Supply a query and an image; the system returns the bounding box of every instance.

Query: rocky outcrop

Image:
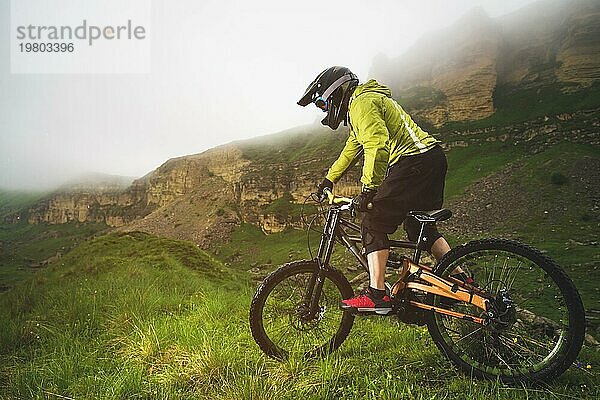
[24,176,138,225]
[377,8,500,126]
[15,105,599,246]
[12,124,368,243]
[371,0,600,127]
[556,5,600,88]
[439,108,600,151]
[27,191,130,224]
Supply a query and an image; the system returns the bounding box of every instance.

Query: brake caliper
[488,288,516,330]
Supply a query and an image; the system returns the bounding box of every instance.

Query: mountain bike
[249,189,586,383]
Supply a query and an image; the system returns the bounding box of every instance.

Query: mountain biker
[298,66,469,314]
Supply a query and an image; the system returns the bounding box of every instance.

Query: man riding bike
[298,66,469,314]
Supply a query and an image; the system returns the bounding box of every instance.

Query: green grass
[396,85,447,111]
[444,141,526,200]
[496,143,600,309]
[0,190,46,219]
[0,222,108,289]
[497,142,598,240]
[438,82,600,131]
[212,223,311,270]
[237,126,349,184]
[261,193,317,221]
[492,83,600,124]
[1,232,597,399]
[442,141,599,314]
[0,232,239,399]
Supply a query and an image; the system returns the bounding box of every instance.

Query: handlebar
[323,187,352,205]
[322,188,373,211]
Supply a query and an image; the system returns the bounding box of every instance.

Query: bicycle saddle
[407,209,452,223]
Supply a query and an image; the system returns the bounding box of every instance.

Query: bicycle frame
[306,198,491,325]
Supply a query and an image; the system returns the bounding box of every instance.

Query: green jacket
[325,80,440,189]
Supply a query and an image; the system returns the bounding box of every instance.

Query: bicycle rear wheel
[426,239,585,383]
[249,260,355,359]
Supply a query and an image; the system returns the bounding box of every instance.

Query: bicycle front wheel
[426,239,585,383]
[249,260,355,360]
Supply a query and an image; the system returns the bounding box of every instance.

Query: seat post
[408,209,449,263]
[412,222,427,263]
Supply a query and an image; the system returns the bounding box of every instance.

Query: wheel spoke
[454,326,483,344]
[428,241,583,382]
[250,262,353,359]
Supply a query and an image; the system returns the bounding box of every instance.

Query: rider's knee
[361,224,390,255]
[403,218,442,253]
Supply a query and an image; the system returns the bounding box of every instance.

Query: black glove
[352,188,376,212]
[316,178,334,201]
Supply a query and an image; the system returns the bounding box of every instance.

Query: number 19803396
[19,43,74,52]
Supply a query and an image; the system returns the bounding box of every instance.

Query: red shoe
[341,288,392,315]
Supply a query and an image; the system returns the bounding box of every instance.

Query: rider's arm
[350,96,390,189]
[325,133,362,184]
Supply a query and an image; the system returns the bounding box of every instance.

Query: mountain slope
[370,0,600,127]
[7,106,596,247]
[2,0,599,251]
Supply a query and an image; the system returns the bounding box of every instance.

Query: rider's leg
[339,223,392,311]
[405,219,465,275]
[361,224,391,291]
[431,237,464,275]
[367,249,389,290]
[430,236,450,260]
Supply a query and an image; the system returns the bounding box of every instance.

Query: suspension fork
[304,207,340,317]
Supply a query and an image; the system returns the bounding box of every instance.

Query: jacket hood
[352,79,392,99]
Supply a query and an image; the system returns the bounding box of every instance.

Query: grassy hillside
[444,141,526,200]
[1,232,598,399]
[0,232,236,398]
[435,83,600,132]
[441,141,599,323]
[0,190,46,219]
[0,222,108,290]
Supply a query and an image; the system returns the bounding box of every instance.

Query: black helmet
[298,66,358,130]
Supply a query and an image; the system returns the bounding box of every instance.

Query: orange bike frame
[394,259,490,325]
[325,189,490,325]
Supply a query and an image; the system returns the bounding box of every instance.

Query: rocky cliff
[11,106,599,248]
[24,175,139,226]
[370,0,600,127]
[8,126,362,246]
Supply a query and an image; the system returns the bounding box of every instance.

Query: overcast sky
[0,0,541,190]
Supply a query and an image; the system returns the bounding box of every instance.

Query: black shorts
[362,145,447,234]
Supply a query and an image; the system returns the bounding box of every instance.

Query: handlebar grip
[322,187,353,205]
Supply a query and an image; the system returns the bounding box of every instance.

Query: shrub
[550,172,568,185]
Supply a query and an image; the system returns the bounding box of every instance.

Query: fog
[0,0,540,190]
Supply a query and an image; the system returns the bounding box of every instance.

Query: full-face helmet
[298,66,358,129]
